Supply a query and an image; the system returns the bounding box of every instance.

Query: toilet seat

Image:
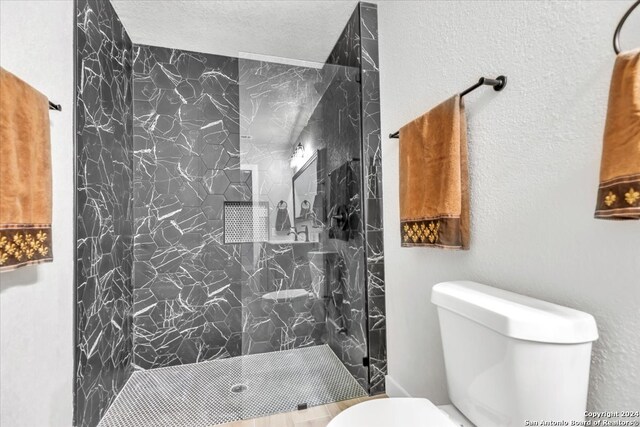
[328,398,458,427]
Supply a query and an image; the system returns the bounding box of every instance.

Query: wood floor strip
[215,395,387,427]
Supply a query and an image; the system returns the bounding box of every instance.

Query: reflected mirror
[292,152,322,233]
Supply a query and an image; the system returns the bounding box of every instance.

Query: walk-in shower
[74,1,384,426]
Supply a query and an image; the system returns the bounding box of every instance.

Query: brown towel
[0,67,53,271]
[399,95,469,249]
[595,49,640,220]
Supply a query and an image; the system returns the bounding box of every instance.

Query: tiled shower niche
[76,2,384,426]
[223,202,269,244]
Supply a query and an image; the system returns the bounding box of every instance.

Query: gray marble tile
[75,1,134,426]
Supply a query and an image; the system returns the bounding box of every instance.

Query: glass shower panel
[233,54,369,418]
[312,62,370,392]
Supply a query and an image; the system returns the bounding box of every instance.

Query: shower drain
[230,384,248,393]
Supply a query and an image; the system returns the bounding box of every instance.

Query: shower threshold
[97,345,367,427]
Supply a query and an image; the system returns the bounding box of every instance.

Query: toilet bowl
[328,281,598,427]
[329,398,470,427]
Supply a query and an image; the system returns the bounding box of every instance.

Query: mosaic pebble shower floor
[97,345,367,427]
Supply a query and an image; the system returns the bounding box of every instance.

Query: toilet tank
[431,281,598,427]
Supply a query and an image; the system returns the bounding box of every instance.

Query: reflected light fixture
[290,142,306,168]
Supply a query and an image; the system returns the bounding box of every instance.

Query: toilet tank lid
[431,281,598,344]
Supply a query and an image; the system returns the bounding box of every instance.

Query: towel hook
[613,0,640,54]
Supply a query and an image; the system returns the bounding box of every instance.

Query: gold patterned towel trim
[595,173,640,219]
[401,216,464,249]
[0,225,53,271]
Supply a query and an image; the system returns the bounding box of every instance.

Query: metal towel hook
[613,0,640,54]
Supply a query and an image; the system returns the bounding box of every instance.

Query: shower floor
[98,345,368,427]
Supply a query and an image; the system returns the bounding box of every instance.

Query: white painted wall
[378,0,640,410]
[0,1,75,426]
[110,0,359,63]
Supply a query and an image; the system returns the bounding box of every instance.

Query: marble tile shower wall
[242,243,327,354]
[359,3,386,395]
[132,44,242,369]
[75,1,134,426]
[131,45,327,370]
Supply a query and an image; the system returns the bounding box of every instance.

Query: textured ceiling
[110,0,359,62]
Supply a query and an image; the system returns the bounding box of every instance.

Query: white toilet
[329,281,598,427]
